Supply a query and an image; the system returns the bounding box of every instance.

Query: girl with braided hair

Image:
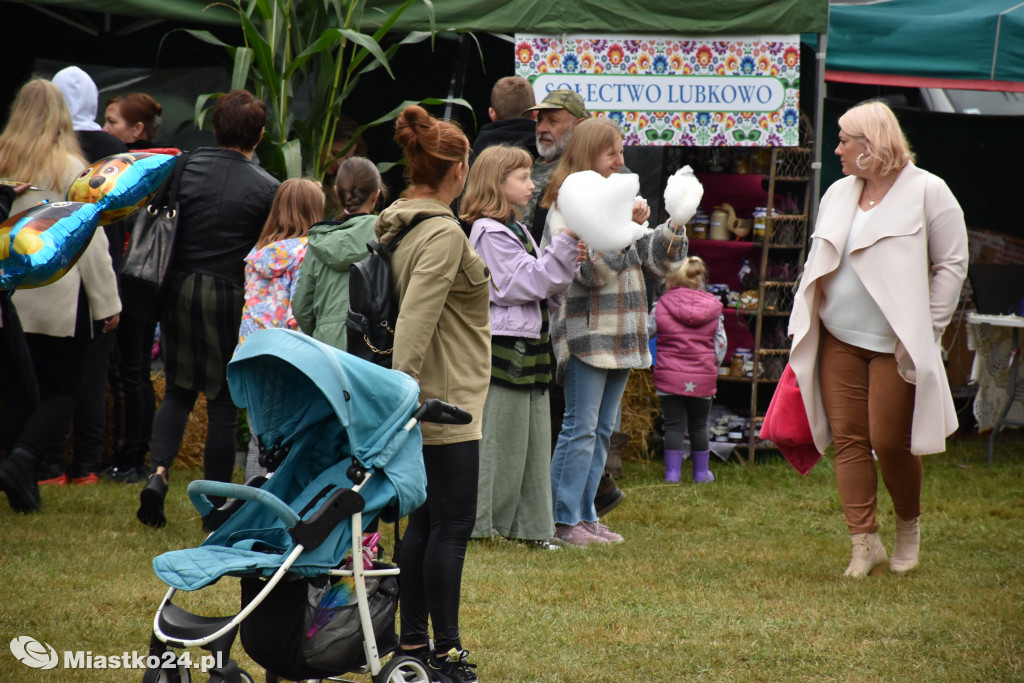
[292,156,387,351]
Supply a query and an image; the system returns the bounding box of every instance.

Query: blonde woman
[0,79,121,511]
[789,100,968,576]
[462,145,584,549]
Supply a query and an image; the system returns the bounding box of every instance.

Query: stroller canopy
[153,329,426,591]
[228,328,426,518]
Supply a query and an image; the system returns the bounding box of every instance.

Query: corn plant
[182,0,470,181]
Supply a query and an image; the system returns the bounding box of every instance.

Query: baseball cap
[523,89,591,119]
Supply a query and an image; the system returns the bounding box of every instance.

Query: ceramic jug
[709,205,731,241]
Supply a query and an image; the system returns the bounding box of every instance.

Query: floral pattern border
[514,34,801,147]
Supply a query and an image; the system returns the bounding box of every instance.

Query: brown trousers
[819,330,922,534]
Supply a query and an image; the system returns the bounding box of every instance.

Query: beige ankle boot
[844,532,887,577]
[890,517,920,573]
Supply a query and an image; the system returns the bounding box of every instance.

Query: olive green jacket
[375,198,491,445]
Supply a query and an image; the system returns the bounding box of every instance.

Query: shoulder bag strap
[153,151,190,209]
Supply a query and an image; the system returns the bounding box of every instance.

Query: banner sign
[514,34,802,147]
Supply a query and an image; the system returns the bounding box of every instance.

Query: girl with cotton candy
[462,144,586,551]
[538,117,703,547]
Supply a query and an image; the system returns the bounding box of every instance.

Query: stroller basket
[240,562,398,681]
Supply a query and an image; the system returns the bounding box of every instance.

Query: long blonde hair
[459,145,532,225]
[540,117,623,209]
[255,178,323,249]
[0,79,86,192]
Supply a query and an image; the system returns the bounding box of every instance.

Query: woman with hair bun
[379,105,489,683]
[293,156,386,351]
[103,92,162,149]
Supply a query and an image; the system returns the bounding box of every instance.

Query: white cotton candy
[557,171,647,252]
[663,165,704,227]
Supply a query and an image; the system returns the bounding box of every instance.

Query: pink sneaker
[583,521,624,543]
[554,522,605,547]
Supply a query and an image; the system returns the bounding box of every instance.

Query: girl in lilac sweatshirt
[652,256,726,483]
[462,145,584,549]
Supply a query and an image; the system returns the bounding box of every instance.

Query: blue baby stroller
[142,328,469,682]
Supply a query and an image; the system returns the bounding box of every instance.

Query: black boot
[604,431,631,477]
[137,472,168,528]
[594,471,626,517]
[0,447,41,513]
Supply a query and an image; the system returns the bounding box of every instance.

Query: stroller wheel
[141,664,192,683]
[374,655,432,683]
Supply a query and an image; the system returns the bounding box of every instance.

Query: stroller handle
[187,481,300,527]
[413,398,473,426]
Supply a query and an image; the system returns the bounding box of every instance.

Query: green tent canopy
[827,0,1024,91]
[17,0,828,34]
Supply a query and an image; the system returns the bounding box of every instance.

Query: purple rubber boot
[692,450,715,484]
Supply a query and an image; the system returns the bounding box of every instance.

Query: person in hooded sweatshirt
[236,178,321,479]
[292,156,386,351]
[51,66,130,486]
[650,256,727,484]
[380,104,489,683]
[52,66,128,163]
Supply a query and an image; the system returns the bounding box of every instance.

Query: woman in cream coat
[0,79,120,513]
[788,100,967,577]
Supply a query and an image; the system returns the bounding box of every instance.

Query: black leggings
[149,381,238,483]
[660,394,713,452]
[399,440,478,654]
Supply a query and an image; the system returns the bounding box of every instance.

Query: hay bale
[151,375,206,472]
[620,368,660,463]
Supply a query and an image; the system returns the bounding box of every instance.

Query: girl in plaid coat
[539,118,689,546]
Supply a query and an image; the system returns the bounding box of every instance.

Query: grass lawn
[1,431,1022,682]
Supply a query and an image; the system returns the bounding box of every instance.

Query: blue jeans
[550,358,630,526]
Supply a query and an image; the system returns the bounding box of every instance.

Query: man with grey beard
[521,89,591,243]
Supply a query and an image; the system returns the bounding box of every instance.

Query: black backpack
[346,215,448,367]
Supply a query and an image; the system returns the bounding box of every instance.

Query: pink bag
[760,363,821,475]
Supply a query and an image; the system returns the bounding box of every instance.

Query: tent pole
[811,28,828,231]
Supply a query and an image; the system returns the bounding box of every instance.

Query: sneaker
[594,471,626,517]
[554,522,606,547]
[583,521,624,543]
[0,448,42,513]
[37,473,68,486]
[71,473,99,485]
[429,648,478,683]
[103,466,141,484]
[517,539,562,551]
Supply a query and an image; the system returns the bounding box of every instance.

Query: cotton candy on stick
[664,165,704,227]
[557,170,651,252]
[663,165,704,250]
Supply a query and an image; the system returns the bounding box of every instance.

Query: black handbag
[119,152,189,322]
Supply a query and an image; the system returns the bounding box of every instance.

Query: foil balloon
[0,201,101,290]
[66,151,177,225]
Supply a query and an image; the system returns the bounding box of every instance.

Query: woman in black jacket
[136,90,280,528]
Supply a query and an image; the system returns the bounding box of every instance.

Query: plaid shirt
[542,206,688,384]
